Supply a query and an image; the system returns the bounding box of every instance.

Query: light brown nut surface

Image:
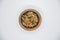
[19,9,42,31]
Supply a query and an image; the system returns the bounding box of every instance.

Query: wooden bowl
[19,9,42,31]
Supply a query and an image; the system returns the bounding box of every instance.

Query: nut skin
[19,9,42,31]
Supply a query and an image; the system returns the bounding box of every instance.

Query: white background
[0,0,60,40]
